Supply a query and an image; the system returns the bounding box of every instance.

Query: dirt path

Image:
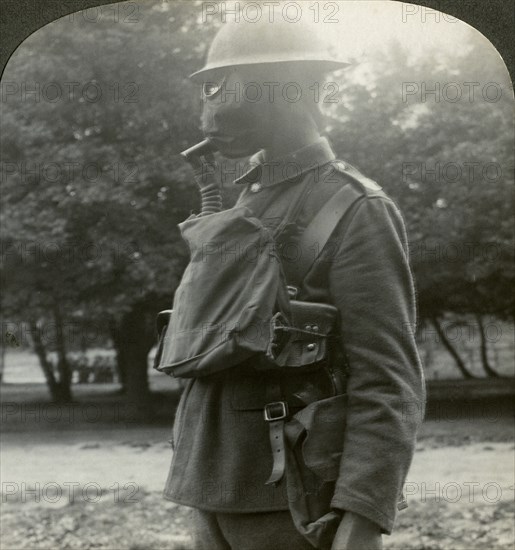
[2,431,513,498]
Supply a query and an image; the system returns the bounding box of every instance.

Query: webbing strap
[265,412,288,485]
[271,176,315,240]
[289,183,364,288]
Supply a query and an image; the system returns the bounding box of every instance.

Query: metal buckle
[287,285,298,299]
[264,401,289,422]
[397,492,408,511]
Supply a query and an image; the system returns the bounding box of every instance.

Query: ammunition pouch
[263,300,342,373]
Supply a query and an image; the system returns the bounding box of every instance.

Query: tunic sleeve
[327,195,426,534]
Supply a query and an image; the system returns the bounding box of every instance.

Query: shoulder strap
[288,160,384,287]
[288,183,364,288]
[271,176,315,238]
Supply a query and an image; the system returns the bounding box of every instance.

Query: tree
[327,31,513,375]
[0,1,218,410]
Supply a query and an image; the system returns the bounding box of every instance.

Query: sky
[326,1,473,61]
[211,0,478,62]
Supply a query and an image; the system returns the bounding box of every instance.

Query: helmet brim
[189,59,350,83]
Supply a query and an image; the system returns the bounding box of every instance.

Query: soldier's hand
[331,511,383,550]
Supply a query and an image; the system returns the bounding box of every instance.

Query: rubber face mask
[200,70,272,159]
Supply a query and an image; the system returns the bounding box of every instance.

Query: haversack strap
[289,183,365,287]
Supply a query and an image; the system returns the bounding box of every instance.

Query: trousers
[189,508,315,550]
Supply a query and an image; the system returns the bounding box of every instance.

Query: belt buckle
[264,401,289,422]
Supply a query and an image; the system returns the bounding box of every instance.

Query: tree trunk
[30,321,61,401]
[0,343,4,384]
[431,316,476,379]
[119,307,155,420]
[109,317,127,392]
[475,314,501,378]
[53,305,73,402]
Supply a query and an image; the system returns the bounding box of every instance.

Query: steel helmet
[190,13,349,82]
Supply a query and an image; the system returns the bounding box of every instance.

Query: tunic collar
[233,137,336,188]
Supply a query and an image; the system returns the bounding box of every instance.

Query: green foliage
[1,1,217,328]
[328,30,514,321]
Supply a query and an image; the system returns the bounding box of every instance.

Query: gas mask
[200,69,274,159]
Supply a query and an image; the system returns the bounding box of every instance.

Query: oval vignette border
[0,0,513,85]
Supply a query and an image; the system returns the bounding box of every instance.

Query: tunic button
[250,183,261,193]
[307,343,316,351]
[312,325,319,331]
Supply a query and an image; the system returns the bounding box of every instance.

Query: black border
[0,0,513,83]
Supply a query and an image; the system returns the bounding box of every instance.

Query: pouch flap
[273,336,329,368]
[267,301,338,368]
[290,300,338,336]
[293,393,347,481]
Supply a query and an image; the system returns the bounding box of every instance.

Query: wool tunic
[163,137,426,534]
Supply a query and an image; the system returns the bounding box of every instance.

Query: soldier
[161,13,426,550]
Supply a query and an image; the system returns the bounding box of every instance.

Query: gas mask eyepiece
[202,75,226,100]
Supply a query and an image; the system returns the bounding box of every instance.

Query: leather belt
[264,401,289,485]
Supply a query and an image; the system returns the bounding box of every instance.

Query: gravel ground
[1,487,513,550]
[1,490,192,550]
[1,434,513,549]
